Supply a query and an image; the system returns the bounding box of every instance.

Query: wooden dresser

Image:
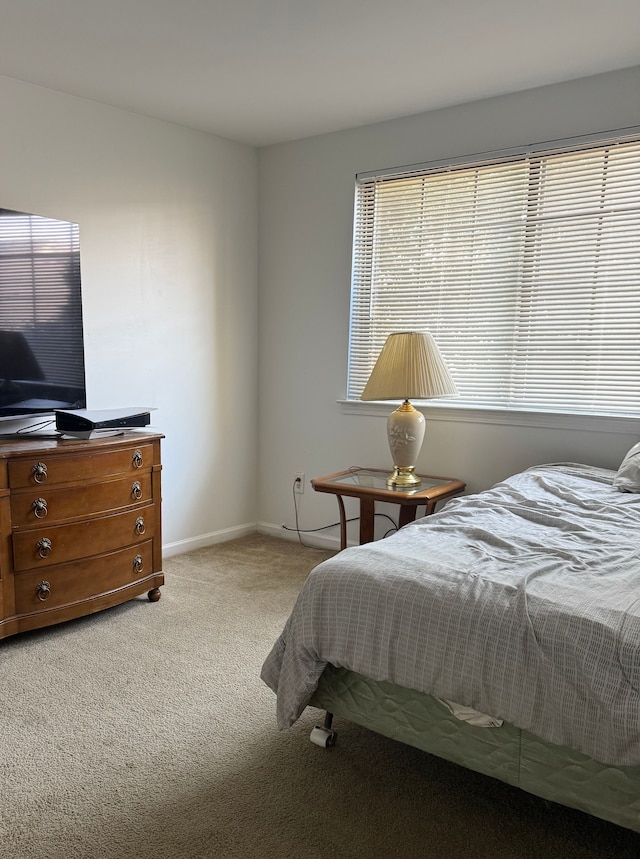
[0,431,164,640]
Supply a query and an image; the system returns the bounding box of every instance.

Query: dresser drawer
[13,541,154,614]
[12,505,156,571]
[10,473,153,528]
[8,443,155,489]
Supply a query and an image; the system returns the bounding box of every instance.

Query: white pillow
[613,442,640,492]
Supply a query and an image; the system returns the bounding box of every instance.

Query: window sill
[338,400,640,435]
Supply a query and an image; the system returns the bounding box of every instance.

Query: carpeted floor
[1,533,639,858]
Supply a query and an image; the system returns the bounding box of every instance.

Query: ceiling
[0,0,638,147]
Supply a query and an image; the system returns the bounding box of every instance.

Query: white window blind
[348,132,640,416]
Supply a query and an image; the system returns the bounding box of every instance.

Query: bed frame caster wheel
[310,725,337,748]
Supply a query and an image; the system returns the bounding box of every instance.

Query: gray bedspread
[261,463,640,766]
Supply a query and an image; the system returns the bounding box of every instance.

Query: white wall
[0,75,258,553]
[257,66,640,549]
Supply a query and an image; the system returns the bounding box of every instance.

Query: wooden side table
[311,467,465,550]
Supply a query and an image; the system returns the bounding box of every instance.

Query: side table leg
[398,505,418,530]
[359,497,375,544]
[398,500,437,531]
[336,495,347,550]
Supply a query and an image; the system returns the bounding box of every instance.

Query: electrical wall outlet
[293,472,305,494]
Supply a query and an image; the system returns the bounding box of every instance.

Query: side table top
[311,467,465,504]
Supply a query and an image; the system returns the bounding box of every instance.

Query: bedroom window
[348,130,640,417]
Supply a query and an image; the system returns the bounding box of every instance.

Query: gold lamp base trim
[386,466,421,488]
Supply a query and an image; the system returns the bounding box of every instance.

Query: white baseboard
[257,521,342,551]
[162,520,345,559]
[162,522,258,558]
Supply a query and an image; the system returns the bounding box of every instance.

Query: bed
[262,449,640,833]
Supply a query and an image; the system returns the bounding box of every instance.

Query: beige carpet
[1,533,639,859]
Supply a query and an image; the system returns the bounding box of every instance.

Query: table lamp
[360,331,457,488]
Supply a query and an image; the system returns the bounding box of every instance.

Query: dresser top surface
[0,430,164,459]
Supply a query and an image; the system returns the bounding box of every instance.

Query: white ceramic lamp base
[386,400,425,488]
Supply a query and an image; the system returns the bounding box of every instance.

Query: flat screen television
[0,207,86,427]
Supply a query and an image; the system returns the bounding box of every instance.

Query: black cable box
[55,408,152,434]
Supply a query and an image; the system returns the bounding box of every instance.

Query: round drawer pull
[131,481,142,500]
[132,450,143,469]
[32,498,48,519]
[36,580,51,601]
[133,554,144,574]
[32,462,48,484]
[135,516,146,535]
[36,537,52,559]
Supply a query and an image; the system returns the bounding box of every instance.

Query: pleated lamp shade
[360,331,456,401]
[360,332,456,488]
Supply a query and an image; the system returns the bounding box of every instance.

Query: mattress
[310,665,640,834]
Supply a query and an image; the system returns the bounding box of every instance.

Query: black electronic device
[55,408,152,437]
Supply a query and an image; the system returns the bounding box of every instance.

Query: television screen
[0,207,86,422]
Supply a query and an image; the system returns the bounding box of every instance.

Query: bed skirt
[309,665,640,834]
